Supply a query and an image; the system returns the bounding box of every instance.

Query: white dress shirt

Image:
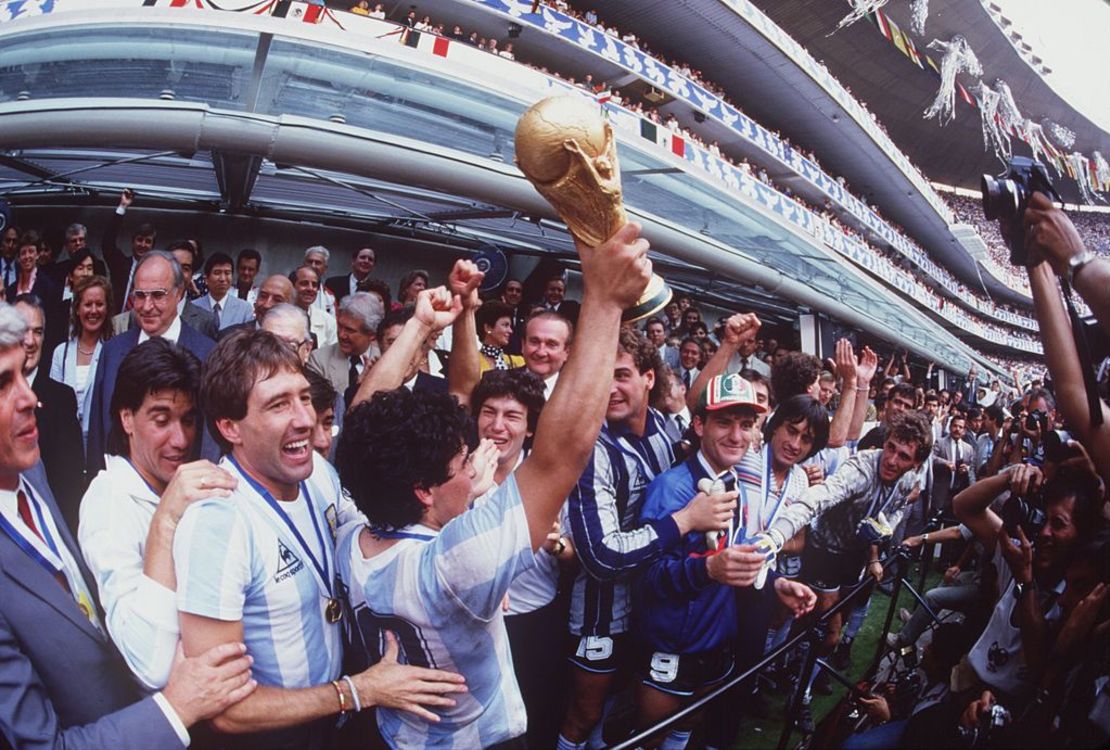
[137,314,182,346]
[78,456,178,690]
[308,307,337,348]
[312,287,336,316]
[728,352,771,377]
[542,370,560,401]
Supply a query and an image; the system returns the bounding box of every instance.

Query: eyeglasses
[130,288,171,305]
[276,335,313,353]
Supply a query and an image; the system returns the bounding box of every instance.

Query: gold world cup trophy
[514,95,672,322]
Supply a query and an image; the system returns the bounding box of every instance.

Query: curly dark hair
[476,300,514,340]
[771,351,822,403]
[618,327,666,405]
[470,369,546,433]
[358,277,393,311]
[1043,464,1106,546]
[888,411,933,461]
[336,388,474,530]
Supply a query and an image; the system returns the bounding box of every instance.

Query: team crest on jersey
[274,540,303,583]
[325,504,338,541]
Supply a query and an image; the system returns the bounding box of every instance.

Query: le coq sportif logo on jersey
[274,540,304,584]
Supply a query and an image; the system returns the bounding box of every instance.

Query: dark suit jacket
[114,303,217,342]
[217,319,258,340]
[324,274,353,305]
[0,462,182,749]
[100,211,135,315]
[86,322,217,474]
[45,255,109,287]
[413,370,448,396]
[31,370,84,536]
[180,302,218,340]
[7,273,67,355]
[547,300,580,326]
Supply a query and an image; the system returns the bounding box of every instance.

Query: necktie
[212,301,222,329]
[348,356,361,390]
[17,490,71,595]
[951,441,961,488]
[122,261,136,312]
[683,369,693,388]
[740,357,749,371]
[670,413,686,442]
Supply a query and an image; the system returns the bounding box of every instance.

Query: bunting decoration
[972,82,1010,165]
[923,36,981,125]
[855,2,1107,204]
[1094,152,1110,193]
[993,80,1024,136]
[1068,152,1103,204]
[834,0,889,33]
[1023,121,1050,169]
[872,10,924,69]
[909,0,929,36]
[1042,119,1076,150]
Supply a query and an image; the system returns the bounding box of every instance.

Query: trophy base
[622,273,673,323]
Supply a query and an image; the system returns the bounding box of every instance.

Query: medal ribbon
[228,456,335,602]
[759,449,790,535]
[0,484,67,580]
[0,483,100,629]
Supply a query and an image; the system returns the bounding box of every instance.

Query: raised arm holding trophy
[514,95,673,321]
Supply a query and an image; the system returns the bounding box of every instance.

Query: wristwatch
[1066,249,1096,285]
[1013,580,1032,599]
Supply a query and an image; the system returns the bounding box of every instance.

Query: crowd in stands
[338,0,1066,344]
[0,185,1107,750]
[948,192,1110,292]
[519,3,1063,314]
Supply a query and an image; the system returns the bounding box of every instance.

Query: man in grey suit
[193,252,254,331]
[931,412,977,516]
[308,291,384,399]
[0,302,255,749]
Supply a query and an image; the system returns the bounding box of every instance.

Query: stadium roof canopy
[746,0,1110,205]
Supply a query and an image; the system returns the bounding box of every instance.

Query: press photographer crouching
[838,623,975,750]
[943,460,1106,746]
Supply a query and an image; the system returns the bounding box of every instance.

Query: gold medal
[326,597,343,623]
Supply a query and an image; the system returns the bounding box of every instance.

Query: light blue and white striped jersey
[174,452,358,688]
[735,446,810,539]
[736,446,811,575]
[338,473,534,750]
[567,409,677,637]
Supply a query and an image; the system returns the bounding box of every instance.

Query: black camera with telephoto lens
[1001,493,1046,539]
[981,157,1061,265]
